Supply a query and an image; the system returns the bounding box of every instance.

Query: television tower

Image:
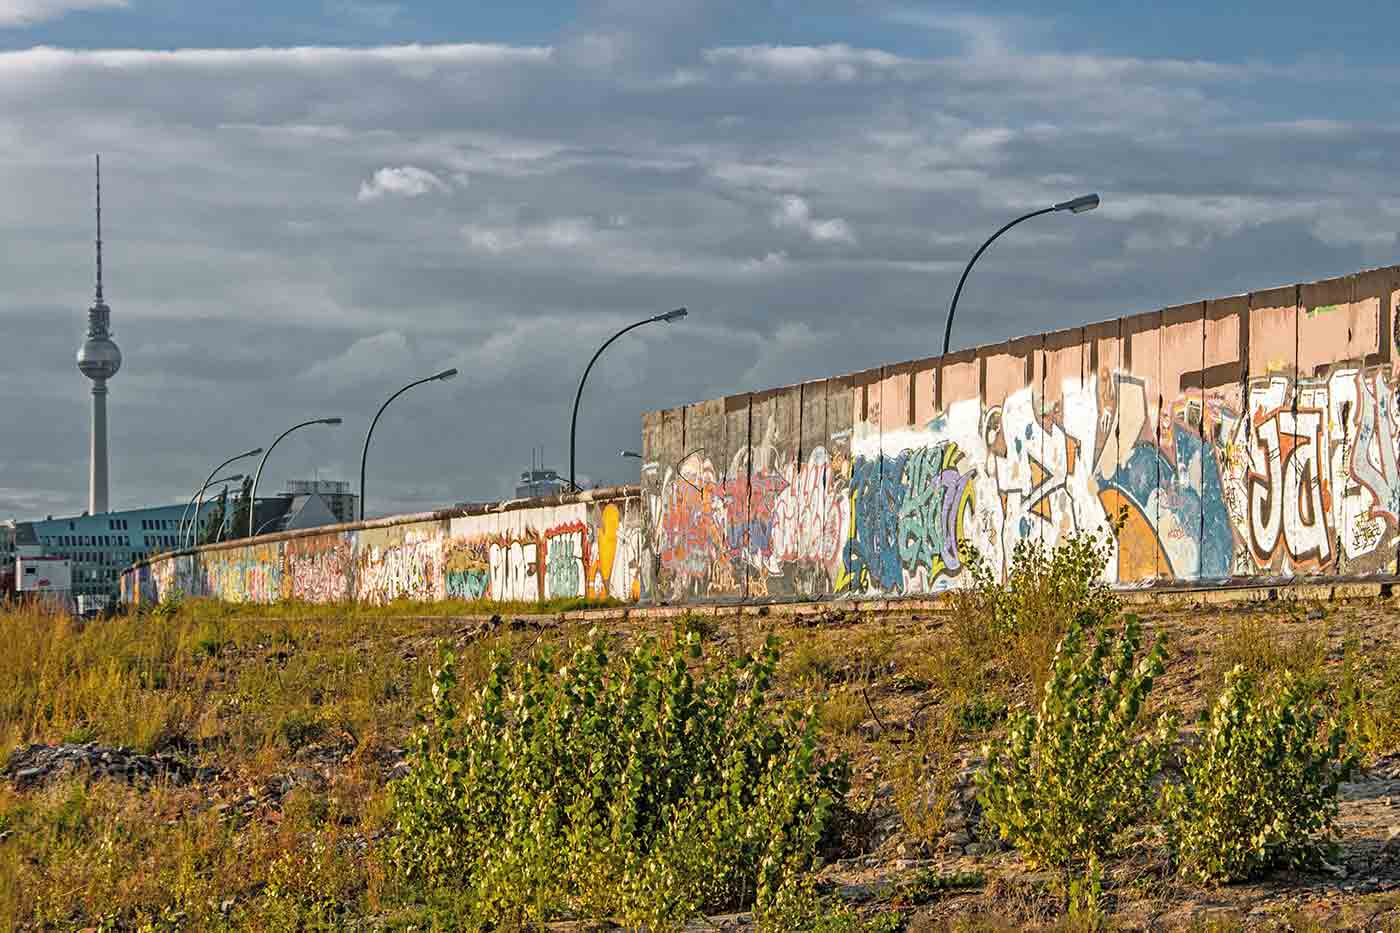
[76,155,122,515]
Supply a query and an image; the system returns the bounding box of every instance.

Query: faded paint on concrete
[124,265,1400,609]
[120,488,643,608]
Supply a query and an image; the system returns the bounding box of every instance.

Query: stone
[963,842,996,857]
[945,830,971,846]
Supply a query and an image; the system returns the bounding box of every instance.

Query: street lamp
[619,450,642,459]
[941,194,1099,358]
[570,308,687,491]
[249,418,343,537]
[176,472,246,550]
[360,368,458,521]
[183,448,263,548]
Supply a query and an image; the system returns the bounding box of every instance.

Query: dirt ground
[8,594,1400,930]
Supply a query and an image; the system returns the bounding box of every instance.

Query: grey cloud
[1,17,1395,519]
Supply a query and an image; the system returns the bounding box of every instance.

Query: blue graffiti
[446,567,489,600]
[845,443,972,591]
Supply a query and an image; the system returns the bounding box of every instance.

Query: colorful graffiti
[120,269,1400,610]
[121,494,645,609]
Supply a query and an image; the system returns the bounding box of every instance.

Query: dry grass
[4,595,1400,929]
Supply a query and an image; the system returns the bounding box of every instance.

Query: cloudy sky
[2,0,1398,520]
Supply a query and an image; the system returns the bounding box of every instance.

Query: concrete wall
[641,266,1400,600]
[120,487,644,607]
[125,264,1400,609]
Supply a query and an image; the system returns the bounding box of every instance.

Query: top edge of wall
[668,262,1400,422]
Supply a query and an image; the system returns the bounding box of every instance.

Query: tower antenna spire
[95,154,103,303]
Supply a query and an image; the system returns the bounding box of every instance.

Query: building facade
[16,502,220,606]
[281,480,357,525]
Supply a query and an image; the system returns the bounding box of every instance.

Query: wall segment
[642,264,1400,601]
[120,487,644,608]
[123,265,1400,608]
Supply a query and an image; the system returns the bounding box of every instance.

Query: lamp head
[434,368,459,382]
[320,417,344,426]
[1054,193,1100,214]
[620,450,642,459]
[655,307,688,324]
[242,447,264,459]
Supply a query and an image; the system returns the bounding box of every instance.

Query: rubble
[4,742,222,789]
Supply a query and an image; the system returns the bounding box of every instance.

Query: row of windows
[107,518,129,531]
[43,532,182,549]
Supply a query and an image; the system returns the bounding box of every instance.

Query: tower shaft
[90,381,108,515]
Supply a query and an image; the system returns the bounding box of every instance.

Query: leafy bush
[954,529,1120,689]
[389,628,849,929]
[1163,665,1355,883]
[977,613,1172,873]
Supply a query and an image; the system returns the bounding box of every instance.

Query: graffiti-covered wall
[120,487,644,608]
[642,266,1400,599]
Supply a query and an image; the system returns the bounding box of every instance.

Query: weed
[1207,615,1326,695]
[1163,665,1356,883]
[953,528,1120,691]
[884,709,959,855]
[978,614,1173,877]
[390,631,849,927]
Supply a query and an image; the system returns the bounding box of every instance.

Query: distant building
[515,468,567,498]
[9,502,220,610]
[282,480,357,524]
[247,480,357,537]
[16,554,73,609]
[0,520,15,571]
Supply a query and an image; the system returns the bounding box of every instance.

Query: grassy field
[3,591,1400,930]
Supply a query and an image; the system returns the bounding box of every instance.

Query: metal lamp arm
[184,455,240,548]
[360,376,433,522]
[569,318,652,491]
[942,206,1054,357]
[250,419,321,537]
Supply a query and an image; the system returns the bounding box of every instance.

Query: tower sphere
[77,331,121,381]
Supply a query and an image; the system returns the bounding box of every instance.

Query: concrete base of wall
[226,576,1398,629]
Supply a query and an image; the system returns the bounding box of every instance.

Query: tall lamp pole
[570,308,687,492]
[175,472,244,551]
[184,448,263,548]
[941,194,1100,358]
[360,369,458,521]
[249,417,343,537]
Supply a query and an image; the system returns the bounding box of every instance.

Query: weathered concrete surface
[125,264,1400,611]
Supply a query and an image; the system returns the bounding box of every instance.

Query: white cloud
[771,195,855,244]
[303,331,416,389]
[702,44,904,82]
[357,165,449,201]
[0,23,1394,515]
[0,0,124,26]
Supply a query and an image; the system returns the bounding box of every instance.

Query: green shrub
[977,613,1172,873]
[955,529,1120,689]
[1163,665,1355,883]
[388,628,849,929]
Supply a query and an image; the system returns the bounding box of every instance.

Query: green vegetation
[1164,666,1355,882]
[0,542,1397,929]
[390,629,848,927]
[978,614,1173,875]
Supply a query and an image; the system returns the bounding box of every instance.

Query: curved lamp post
[942,194,1099,358]
[360,368,458,521]
[184,449,263,548]
[570,308,687,491]
[249,417,343,537]
[176,471,247,550]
